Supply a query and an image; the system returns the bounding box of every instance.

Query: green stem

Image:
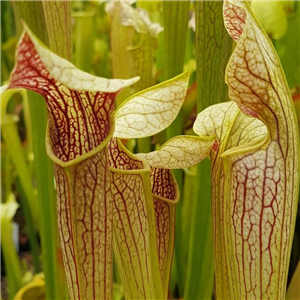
[184,2,232,299]
[1,116,41,273]
[1,1,16,80]
[1,145,13,201]
[181,167,196,271]
[137,138,151,153]
[1,220,23,299]
[15,177,41,273]
[185,159,214,300]
[1,117,39,227]
[28,92,66,299]
[163,1,190,80]
[73,10,96,72]
[163,1,190,296]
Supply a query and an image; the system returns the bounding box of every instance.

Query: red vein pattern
[108,138,143,170]
[56,150,112,300]
[9,33,116,162]
[150,167,178,298]
[108,138,161,299]
[7,32,119,300]
[223,1,246,42]
[209,1,300,299]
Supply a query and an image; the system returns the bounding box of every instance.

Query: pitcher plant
[1,1,299,300]
[192,1,299,299]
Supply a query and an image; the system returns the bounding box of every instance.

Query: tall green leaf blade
[163,2,190,295]
[109,2,138,83]
[186,158,214,300]
[163,1,190,80]
[1,1,17,80]
[13,2,48,44]
[15,175,41,274]
[184,2,232,300]
[73,10,96,73]
[42,1,72,61]
[29,93,67,299]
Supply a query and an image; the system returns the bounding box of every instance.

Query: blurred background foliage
[1,1,299,300]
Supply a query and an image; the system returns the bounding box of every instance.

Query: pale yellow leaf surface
[114,71,189,139]
[193,101,240,141]
[193,101,267,157]
[222,107,268,157]
[55,148,113,300]
[21,23,139,93]
[138,135,215,169]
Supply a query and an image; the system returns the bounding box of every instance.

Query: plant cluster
[1,1,299,300]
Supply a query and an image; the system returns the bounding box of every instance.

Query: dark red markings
[108,138,153,298]
[9,33,116,162]
[223,1,246,42]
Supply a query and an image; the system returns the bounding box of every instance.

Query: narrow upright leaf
[163,4,190,291]
[73,10,96,73]
[42,1,72,61]
[185,2,232,299]
[1,87,42,274]
[163,1,190,80]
